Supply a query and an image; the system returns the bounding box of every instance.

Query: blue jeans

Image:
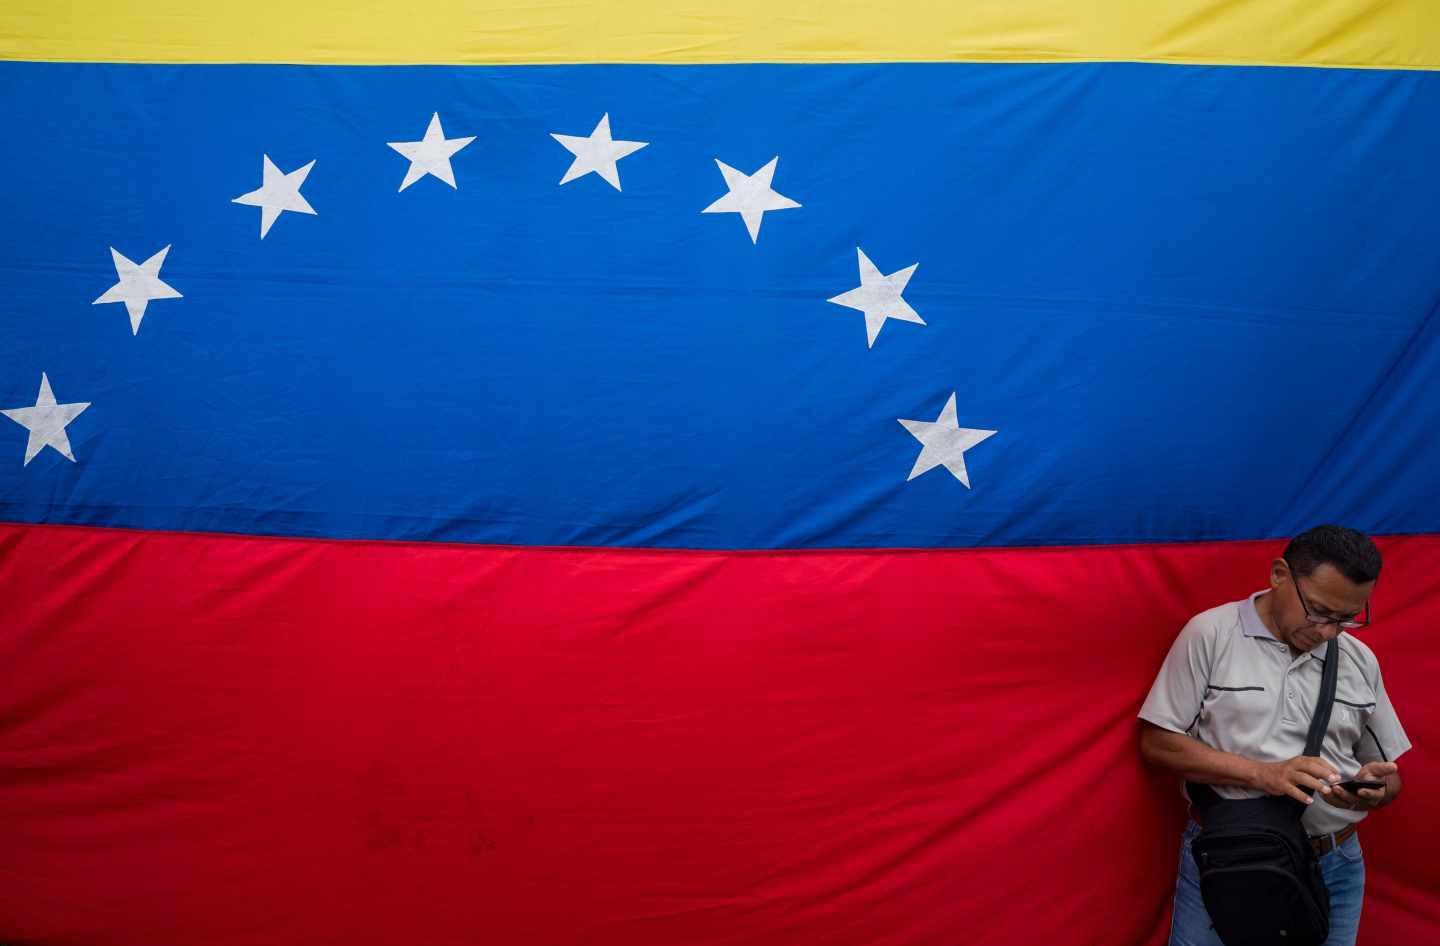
[1168,819,1366,946]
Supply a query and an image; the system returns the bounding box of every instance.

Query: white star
[551,113,648,191]
[2,373,91,466]
[828,248,924,348]
[232,155,317,238]
[898,393,997,488]
[701,157,800,243]
[92,245,182,335]
[387,112,476,192]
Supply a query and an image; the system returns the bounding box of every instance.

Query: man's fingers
[1299,759,1340,782]
[1286,784,1314,805]
[1359,761,1398,778]
[1295,773,1331,795]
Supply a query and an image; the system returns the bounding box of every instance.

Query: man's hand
[1249,755,1340,804]
[1323,761,1400,811]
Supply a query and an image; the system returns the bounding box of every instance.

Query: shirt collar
[1241,590,1329,661]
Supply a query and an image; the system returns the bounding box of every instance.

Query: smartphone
[1338,779,1385,793]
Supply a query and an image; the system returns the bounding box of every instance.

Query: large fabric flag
[2,3,1438,943]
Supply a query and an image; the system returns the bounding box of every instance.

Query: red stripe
[0,523,1434,945]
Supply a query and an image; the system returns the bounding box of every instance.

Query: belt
[1189,811,1358,856]
[1308,822,1358,856]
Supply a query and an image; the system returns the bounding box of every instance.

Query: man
[1139,525,1411,946]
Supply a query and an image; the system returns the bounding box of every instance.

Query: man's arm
[1139,720,1341,806]
[1328,662,1410,812]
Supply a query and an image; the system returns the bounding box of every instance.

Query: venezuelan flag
[1,3,1437,943]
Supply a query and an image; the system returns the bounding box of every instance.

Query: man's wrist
[1238,758,1264,792]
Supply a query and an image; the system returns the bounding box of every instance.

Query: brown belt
[1308,822,1358,856]
[1189,812,1358,856]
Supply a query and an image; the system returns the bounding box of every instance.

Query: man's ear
[1269,558,1288,590]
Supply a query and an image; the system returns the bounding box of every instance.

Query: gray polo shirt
[1139,591,1411,836]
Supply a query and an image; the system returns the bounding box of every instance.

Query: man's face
[1268,559,1374,652]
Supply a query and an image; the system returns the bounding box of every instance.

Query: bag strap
[1186,636,1341,812]
[1304,637,1340,756]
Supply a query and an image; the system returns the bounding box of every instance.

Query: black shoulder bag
[1185,645,1338,946]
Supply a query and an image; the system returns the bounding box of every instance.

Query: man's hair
[1284,524,1382,584]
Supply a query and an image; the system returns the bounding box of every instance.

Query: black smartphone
[1338,779,1384,793]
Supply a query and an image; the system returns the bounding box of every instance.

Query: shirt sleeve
[1138,614,1214,735]
[1357,664,1411,764]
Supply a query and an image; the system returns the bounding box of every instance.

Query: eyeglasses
[1284,558,1371,629]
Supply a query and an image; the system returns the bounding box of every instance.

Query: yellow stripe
[3,1,1438,69]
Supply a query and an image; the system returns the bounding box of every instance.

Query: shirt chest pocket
[1202,684,1275,739]
[1332,685,1376,751]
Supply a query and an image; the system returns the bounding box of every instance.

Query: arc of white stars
[897,393,997,488]
[232,155,317,238]
[387,112,477,192]
[93,245,182,335]
[701,157,800,243]
[2,373,91,466]
[551,113,648,191]
[827,248,924,347]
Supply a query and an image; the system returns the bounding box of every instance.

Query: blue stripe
[2,62,1439,549]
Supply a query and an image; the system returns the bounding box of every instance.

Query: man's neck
[1255,589,1278,636]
